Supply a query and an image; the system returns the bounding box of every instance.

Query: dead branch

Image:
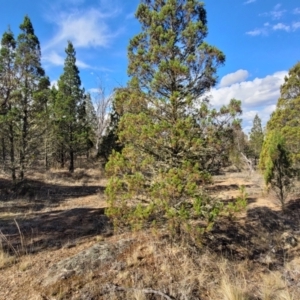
[93,82,113,151]
[108,284,175,300]
[240,152,254,176]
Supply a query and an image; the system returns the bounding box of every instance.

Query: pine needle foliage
[249,114,264,165]
[105,0,242,236]
[266,62,300,168]
[54,41,85,172]
[259,131,294,210]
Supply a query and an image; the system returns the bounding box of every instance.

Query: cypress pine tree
[105,0,242,232]
[259,131,294,209]
[266,62,300,168]
[249,114,264,165]
[32,76,51,169]
[79,92,97,159]
[15,15,45,179]
[0,29,17,181]
[98,98,123,163]
[55,41,84,172]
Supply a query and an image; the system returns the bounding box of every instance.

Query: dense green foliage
[259,131,294,209]
[249,114,264,165]
[259,62,300,208]
[53,42,92,172]
[0,29,17,181]
[105,0,242,234]
[266,62,300,168]
[0,18,96,180]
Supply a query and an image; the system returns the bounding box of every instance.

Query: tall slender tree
[32,76,51,169]
[266,62,300,169]
[249,114,264,165]
[260,131,294,209]
[105,0,242,231]
[79,92,97,159]
[55,41,84,172]
[15,15,45,179]
[0,29,17,181]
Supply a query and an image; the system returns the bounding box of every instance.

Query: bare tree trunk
[9,122,16,182]
[94,82,112,151]
[19,101,28,180]
[1,137,6,170]
[60,145,65,168]
[241,152,254,176]
[69,148,74,172]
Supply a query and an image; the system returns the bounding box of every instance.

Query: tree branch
[108,284,175,300]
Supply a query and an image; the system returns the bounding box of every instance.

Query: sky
[0,0,299,133]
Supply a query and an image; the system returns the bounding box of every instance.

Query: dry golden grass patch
[0,247,15,269]
[1,169,300,299]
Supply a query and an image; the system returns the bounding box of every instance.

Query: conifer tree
[249,114,264,165]
[78,92,97,159]
[0,29,17,181]
[266,62,300,168]
[32,76,51,169]
[105,0,242,232]
[15,15,45,179]
[98,99,123,163]
[98,89,124,163]
[259,131,294,209]
[55,41,84,172]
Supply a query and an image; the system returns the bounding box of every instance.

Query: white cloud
[273,22,290,31]
[292,22,300,30]
[43,51,64,66]
[88,88,99,94]
[64,0,85,4]
[50,80,58,88]
[246,28,267,36]
[260,4,286,20]
[243,110,259,123]
[219,70,249,87]
[125,12,135,20]
[44,8,120,51]
[43,50,92,69]
[244,0,256,4]
[207,71,286,132]
[76,60,92,69]
[293,8,300,14]
[209,70,287,108]
[274,4,281,10]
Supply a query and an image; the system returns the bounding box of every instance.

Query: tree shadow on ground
[206,184,252,193]
[0,177,104,213]
[0,207,112,255]
[204,199,300,268]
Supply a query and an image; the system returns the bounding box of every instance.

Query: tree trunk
[60,146,65,168]
[1,137,6,170]
[9,123,16,182]
[19,106,28,180]
[69,148,74,172]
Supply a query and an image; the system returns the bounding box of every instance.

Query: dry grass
[1,168,300,299]
[0,246,15,269]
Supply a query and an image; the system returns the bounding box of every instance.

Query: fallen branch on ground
[108,284,175,300]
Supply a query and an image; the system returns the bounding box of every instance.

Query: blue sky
[1,0,300,132]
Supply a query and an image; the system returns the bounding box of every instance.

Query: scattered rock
[281,232,298,249]
[42,238,135,287]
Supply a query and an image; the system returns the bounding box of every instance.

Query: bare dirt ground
[0,167,300,299]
